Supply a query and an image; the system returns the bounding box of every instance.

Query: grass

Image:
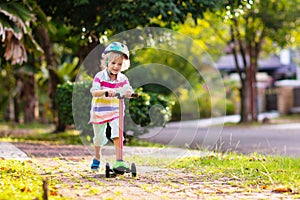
[0,159,67,200]
[1,129,84,145]
[170,152,300,195]
[0,122,88,145]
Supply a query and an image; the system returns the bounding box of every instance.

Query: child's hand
[124,90,133,98]
[105,89,116,97]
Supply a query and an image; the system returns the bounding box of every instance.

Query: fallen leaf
[261,185,269,189]
[272,187,292,193]
[250,154,257,161]
[216,189,223,193]
[50,190,59,196]
[21,186,32,192]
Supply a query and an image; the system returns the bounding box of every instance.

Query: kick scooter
[104,92,138,178]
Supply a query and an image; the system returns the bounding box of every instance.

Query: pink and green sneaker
[112,160,130,174]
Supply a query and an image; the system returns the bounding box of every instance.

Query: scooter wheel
[105,162,110,178]
[131,163,137,177]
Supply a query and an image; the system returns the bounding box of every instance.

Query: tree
[36,0,226,131]
[222,0,300,123]
[0,1,42,122]
[2,0,224,129]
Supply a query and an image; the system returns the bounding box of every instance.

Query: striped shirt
[89,69,132,124]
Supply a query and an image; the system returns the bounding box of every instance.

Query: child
[89,42,133,171]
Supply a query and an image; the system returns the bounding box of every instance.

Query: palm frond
[0,1,39,65]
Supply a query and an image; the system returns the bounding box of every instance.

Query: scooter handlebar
[104,92,139,98]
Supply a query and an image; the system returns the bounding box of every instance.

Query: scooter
[104,92,138,178]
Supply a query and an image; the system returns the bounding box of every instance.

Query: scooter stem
[119,97,124,160]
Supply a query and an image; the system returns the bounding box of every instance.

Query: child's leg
[109,119,124,161]
[94,146,101,161]
[92,124,108,162]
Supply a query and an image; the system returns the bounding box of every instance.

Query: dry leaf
[272,187,292,193]
[21,186,32,192]
[50,190,59,196]
[261,185,269,189]
[216,189,223,193]
[250,154,257,161]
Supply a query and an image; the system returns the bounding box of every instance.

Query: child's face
[107,57,124,75]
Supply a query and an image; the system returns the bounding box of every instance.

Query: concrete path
[0,142,29,160]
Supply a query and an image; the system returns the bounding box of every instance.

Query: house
[215,51,298,81]
[215,50,300,114]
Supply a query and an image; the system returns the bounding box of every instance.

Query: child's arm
[117,76,133,98]
[123,90,133,98]
[91,89,116,97]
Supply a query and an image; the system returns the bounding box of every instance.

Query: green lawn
[170,152,300,195]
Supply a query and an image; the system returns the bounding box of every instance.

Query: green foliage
[0,1,43,64]
[0,62,16,121]
[58,81,173,137]
[223,0,300,47]
[125,87,174,136]
[72,81,93,135]
[171,86,211,121]
[39,0,222,44]
[56,82,74,126]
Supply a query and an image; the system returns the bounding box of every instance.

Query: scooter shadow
[87,172,117,178]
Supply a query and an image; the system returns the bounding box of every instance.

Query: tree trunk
[239,68,252,123]
[248,41,258,122]
[13,95,20,123]
[230,23,252,123]
[22,72,37,123]
[36,24,66,132]
[12,77,22,123]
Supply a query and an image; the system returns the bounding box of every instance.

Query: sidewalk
[0,142,29,160]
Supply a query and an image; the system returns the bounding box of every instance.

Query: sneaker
[112,160,129,174]
[91,158,101,171]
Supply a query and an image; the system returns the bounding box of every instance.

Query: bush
[72,81,93,134]
[125,87,174,137]
[56,82,74,125]
[56,81,173,138]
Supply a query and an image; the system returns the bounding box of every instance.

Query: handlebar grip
[131,93,139,98]
[104,92,139,98]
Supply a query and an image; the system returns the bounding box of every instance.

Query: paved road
[141,113,300,157]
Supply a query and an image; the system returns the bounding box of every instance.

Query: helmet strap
[107,68,116,76]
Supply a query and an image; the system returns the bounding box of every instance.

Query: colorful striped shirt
[89,69,132,124]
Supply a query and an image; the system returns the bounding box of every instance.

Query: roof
[215,54,297,75]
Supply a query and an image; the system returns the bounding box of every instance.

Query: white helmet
[102,42,129,59]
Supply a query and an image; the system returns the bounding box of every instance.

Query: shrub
[125,87,174,137]
[57,81,173,139]
[72,81,93,134]
[56,82,74,126]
